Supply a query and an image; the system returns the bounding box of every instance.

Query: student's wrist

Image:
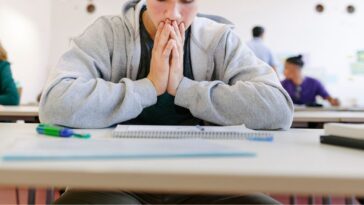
[132,78,158,107]
[174,77,199,108]
[167,75,184,96]
[147,76,165,96]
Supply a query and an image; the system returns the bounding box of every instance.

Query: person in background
[281,55,339,106]
[0,42,20,105]
[40,0,293,203]
[247,26,278,71]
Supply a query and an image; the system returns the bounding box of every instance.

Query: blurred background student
[281,55,339,107]
[247,26,277,71]
[0,42,20,105]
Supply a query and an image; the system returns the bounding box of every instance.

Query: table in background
[293,111,364,123]
[0,106,39,123]
[294,106,364,112]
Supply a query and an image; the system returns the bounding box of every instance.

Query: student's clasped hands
[147,19,185,96]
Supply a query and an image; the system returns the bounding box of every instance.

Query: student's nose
[165,3,182,22]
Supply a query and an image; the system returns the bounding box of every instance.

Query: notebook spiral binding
[113,131,273,141]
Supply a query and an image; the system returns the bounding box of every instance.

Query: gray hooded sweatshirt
[39,0,293,129]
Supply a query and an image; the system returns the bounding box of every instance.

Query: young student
[0,42,20,105]
[281,55,339,106]
[247,26,278,71]
[40,0,293,203]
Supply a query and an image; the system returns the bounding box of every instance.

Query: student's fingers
[179,23,186,43]
[167,44,183,96]
[163,39,176,58]
[157,24,172,52]
[170,28,178,42]
[154,22,165,46]
[332,98,340,106]
[178,23,185,54]
[170,23,184,53]
[170,29,183,57]
[172,21,182,42]
[171,44,180,69]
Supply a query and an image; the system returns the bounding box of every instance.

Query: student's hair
[252,26,264,38]
[0,42,8,61]
[286,55,305,68]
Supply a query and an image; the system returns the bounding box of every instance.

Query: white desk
[293,111,364,123]
[0,123,363,196]
[0,106,39,122]
[294,106,364,112]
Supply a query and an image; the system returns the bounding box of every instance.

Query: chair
[197,13,234,25]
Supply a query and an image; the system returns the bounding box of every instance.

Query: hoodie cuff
[133,78,158,108]
[175,77,199,109]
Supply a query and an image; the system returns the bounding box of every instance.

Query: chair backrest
[197,13,234,25]
[14,81,22,102]
[17,87,22,101]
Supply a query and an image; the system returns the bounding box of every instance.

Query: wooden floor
[0,187,60,204]
[0,187,359,204]
[273,195,359,205]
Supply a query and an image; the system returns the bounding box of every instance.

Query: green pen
[36,124,91,139]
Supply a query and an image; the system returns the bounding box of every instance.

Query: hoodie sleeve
[39,17,157,129]
[175,29,293,130]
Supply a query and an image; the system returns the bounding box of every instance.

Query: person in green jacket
[0,42,20,105]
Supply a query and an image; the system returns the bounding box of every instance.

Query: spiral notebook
[112,125,273,142]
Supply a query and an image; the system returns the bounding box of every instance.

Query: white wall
[0,0,51,104]
[49,0,130,69]
[2,0,364,106]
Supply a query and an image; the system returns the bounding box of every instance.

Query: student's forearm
[175,77,294,130]
[195,30,294,129]
[39,78,157,129]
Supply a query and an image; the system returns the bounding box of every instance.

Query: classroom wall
[0,0,51,104]
[199,0,364,107]
[49,0,110,70]
[1,0,364,105]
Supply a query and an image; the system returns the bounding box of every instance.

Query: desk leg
[15,187,20,205]
[27,188,36,205]
[322,196,332,205]
[345,196,355,205]
[308,195,315,205]
[356,197,363,205]
[45,188,54,205]
[289,194,297,205]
